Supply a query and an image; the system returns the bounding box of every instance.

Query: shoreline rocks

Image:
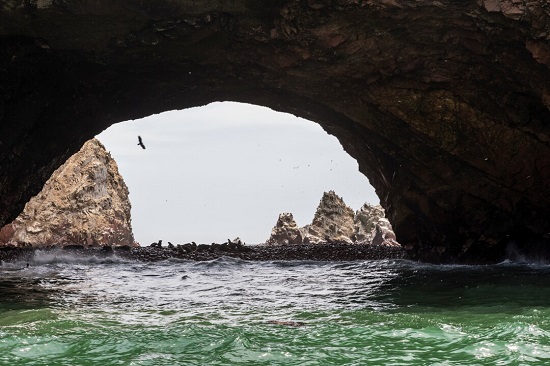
[0,242,405,264]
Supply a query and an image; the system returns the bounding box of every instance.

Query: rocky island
[266,190,399,248]
[0,139,136,248]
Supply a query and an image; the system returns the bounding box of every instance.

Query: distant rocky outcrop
[303,191,355,244]
[266,191,398,247]
[0,139,136,247]
[265,213,303,245]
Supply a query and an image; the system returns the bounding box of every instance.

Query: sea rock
[303,191,355,244]
[354,203,399,246]
[371,218,400,247]
[353,203,387,244]
[266,192,398,246]
[0,139,136,247]
[265,213,303,245]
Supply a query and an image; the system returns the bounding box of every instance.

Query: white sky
[96,102,379,245]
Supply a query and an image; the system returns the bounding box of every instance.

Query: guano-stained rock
[266,191,398,246]
[303,191,356,244]
[265,213,303,245]
[0,139,136,247]
[353,203,387,244]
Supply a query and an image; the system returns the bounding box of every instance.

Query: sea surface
[1,251,550,365]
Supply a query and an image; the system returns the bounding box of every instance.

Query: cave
[0,0,549,262]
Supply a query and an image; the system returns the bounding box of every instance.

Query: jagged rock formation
[354,204,399,246]
[0,1,549,262]
[265,213,304,245]
[371,218,399,247]
[353,203,386,243]
[303,191,356,244]
[0,139,135,247]
[266,191,397,246]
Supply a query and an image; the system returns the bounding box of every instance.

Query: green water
[1,251,550,365]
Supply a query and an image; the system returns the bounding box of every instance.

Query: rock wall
[0,1,549,262]
[0,139,135,247]
[266,191,398,246]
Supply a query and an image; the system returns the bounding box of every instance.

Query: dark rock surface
[0,1,549,262]
[0,242,405,264]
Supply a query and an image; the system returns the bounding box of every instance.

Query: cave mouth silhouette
[1,1,549,263]
[96,102,380,245]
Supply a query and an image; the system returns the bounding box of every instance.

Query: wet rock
[101,245,114,253]
[184,243,197,251]
[197,244,210,251]
[0,242,405,264]
[63,245,85,250]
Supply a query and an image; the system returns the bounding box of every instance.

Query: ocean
[1,251,550,365]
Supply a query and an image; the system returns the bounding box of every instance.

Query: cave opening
[96,102,380,246]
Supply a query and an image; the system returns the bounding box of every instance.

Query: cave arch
[1,0,549,262]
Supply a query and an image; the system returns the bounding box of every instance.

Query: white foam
[31,249,130,265]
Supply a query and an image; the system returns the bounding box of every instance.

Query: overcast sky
[96,102,379,245]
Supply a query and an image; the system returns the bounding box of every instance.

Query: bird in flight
[137,136,146,149]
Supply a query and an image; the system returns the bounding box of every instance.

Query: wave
[30,249,131,265]
[503,241,550,266]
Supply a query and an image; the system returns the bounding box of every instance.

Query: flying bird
[137,136,146,149]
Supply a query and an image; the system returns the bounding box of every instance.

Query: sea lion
[266,320,305,327]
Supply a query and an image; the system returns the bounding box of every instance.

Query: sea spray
[30,248,129,265]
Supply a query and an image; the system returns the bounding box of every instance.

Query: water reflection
[0,262,83,311]
[0,273,54,310]
[373,261,550,310]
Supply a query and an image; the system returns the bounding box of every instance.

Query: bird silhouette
[137,136,146,149]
